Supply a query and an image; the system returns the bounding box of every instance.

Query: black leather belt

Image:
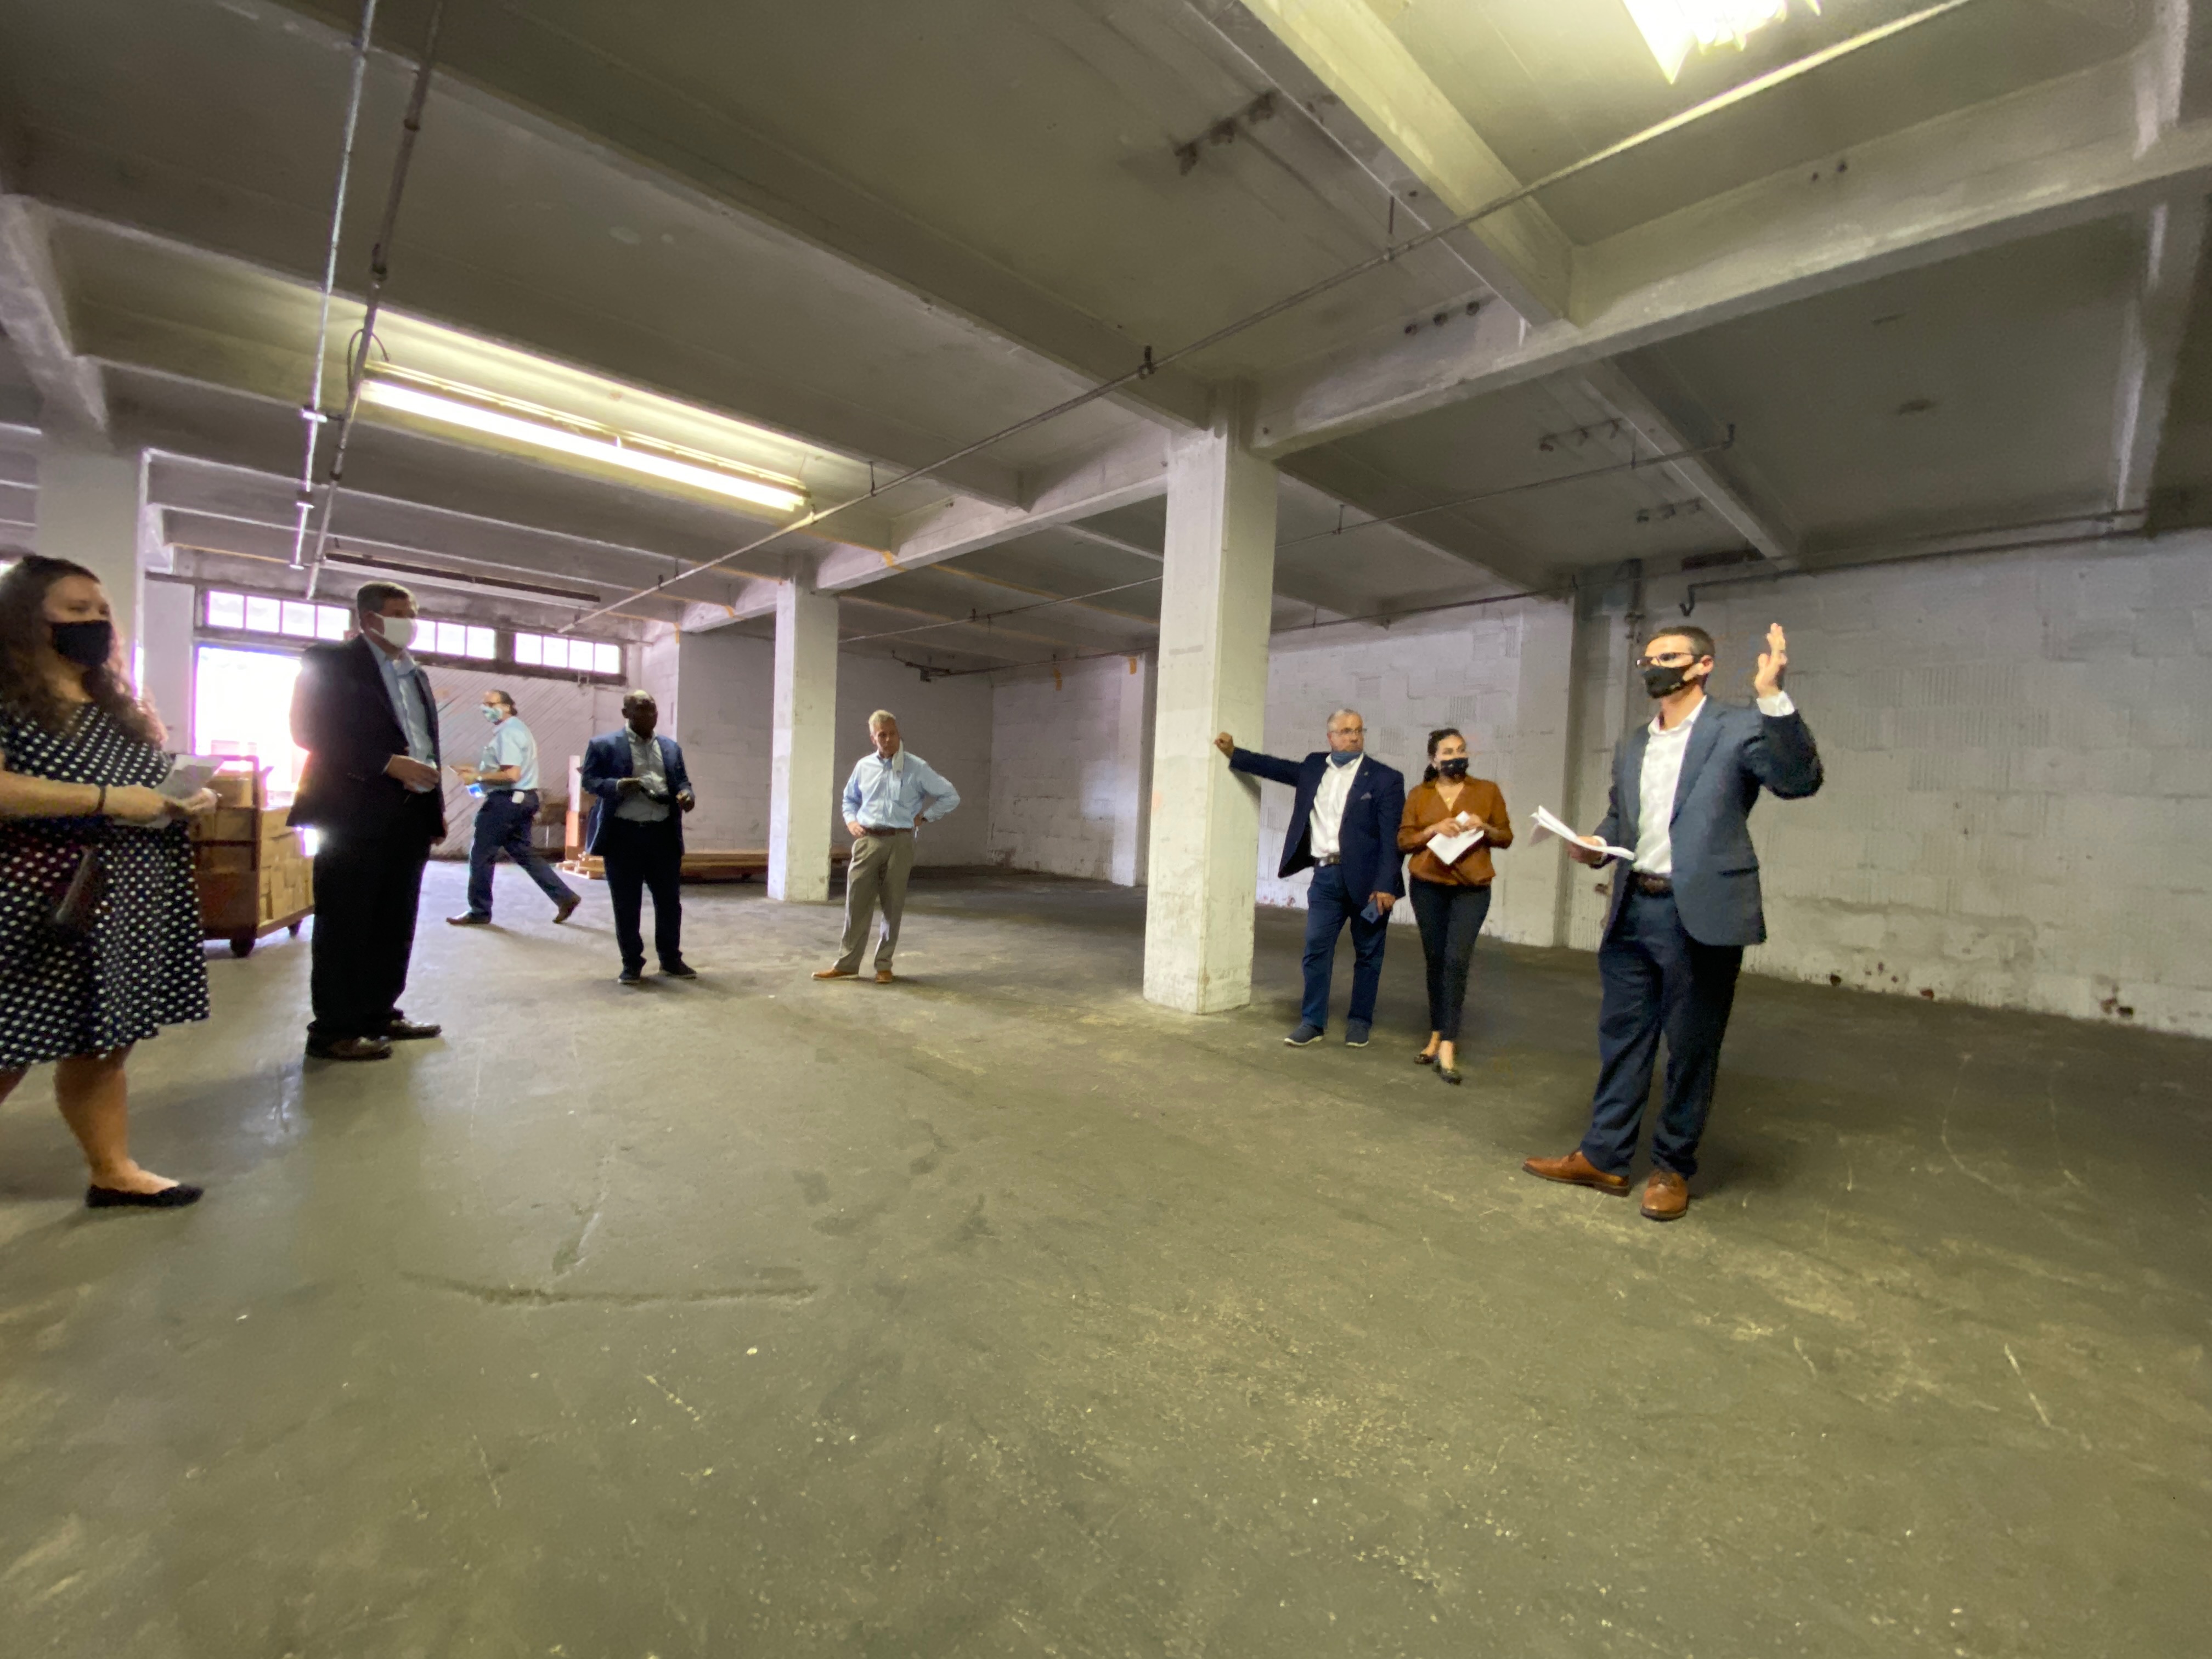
[1315,854,1341,866]
[1632,873,1674,896]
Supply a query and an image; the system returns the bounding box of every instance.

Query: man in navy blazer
[1215,709,1407,1047]
[1525,622,1822,1221]
[579,689,696,985]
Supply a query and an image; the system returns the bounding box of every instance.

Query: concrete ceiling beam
[1252,57,2212,458]
[0,196,109,437]
[2115,7,2212,515]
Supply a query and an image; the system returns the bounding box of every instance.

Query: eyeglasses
[1635,652,1697,669]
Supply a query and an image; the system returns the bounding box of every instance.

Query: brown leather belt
[1632,873,1674,897]
[860,825,913,837]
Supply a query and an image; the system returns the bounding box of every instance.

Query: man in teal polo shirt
[447,689,582,927]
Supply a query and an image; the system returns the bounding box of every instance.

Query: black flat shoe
[1437,1065,1462,1086]
[87,1183,203,1210]
[659,960,698,979]
[1415,1051,1436,1065]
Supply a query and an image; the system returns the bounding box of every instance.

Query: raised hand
[1754,622,1788,699]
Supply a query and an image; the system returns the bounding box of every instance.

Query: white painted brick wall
[986,654,1150,882]
[1563,533,2212,1037]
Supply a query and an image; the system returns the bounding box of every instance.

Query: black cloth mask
[1436,757,1470,778]
[51,619,114,669]
[1641,661,1705,699]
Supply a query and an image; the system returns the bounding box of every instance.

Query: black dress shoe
[617,966,644,985]
[445,912,491,927]
[554,896,580,923]
[305,1035,392,1061]
[659,960,698,979]
[386,1018,442,1041]
[87,1183,204,1210]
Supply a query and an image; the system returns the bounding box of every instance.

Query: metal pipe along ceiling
[560,0,1982,633]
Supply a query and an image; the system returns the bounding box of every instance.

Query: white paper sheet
[1532,804,1635,862]
[155,755,225,802]
[1426,824,1485,866]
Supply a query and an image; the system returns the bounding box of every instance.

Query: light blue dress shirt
[478,715,540,793]
[372,642,438,789]
[842,748,959,830]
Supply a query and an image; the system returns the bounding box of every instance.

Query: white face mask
[376,615,417,650]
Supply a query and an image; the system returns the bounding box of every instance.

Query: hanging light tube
[359,370,809,515]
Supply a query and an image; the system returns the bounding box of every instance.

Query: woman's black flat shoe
[86,1183,204,1210]
[1437,1065,1462,1086]
[1415,1051,1436,1065]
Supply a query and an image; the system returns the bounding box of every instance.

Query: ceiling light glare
[1622,0,1820,83]
[359,374,809,514]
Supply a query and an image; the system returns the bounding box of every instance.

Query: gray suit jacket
[1594,700,1822,947]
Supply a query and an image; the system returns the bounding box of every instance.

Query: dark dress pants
[1581,888,1743,1179]
[1300,861,1389,1032]
[309,814,435,1041]
[465,791,579,919]
[601,815,683,972]
[1408,878,1492,1041]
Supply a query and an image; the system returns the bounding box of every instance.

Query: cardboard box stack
[190,766,314,946]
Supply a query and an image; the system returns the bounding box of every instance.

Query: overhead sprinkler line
[560,0,1977,635]
[289,0,379,571]
[303,0,451,600]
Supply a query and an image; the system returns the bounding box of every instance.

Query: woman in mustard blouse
[1396,727,1511,1084]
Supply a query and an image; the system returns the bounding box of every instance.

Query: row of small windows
[201,590,622,676]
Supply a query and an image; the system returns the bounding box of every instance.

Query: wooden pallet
[562,848,850,883]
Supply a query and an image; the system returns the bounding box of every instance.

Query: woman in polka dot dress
[0,556,217,1209]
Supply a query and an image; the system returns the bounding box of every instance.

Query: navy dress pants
[1300,862,1389,1032]
[465,791,579,919]
[1581,888,1743,1179]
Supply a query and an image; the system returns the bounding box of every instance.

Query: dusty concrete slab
[2,866,2206,1657]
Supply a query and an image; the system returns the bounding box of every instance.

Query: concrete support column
[1143,397,1278,1013]
[768,582,838,903]
[140,579,197,748]
[34,442,146,656]
[1109,650,1156,888]
[1491,597,1577,947]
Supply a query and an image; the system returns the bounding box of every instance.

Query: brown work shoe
[812,966,859,980]
[876,969,895,984]
[1640,1169,1690,1222]
[1521,1149,1631,1196]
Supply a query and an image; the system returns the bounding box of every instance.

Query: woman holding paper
[0,556,216,1208]
[1397,727,1512,1084]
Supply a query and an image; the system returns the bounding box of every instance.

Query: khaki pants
[836,831,915,973]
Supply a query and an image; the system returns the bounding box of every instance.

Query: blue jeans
[465,791,579,919]
[1581,889,1743,1178]
[1300,862,1390,1032]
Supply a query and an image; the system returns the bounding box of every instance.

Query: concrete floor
[1,865,2206,1658]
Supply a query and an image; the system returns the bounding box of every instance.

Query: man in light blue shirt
[814,710,960,984]
[447,689,581,927]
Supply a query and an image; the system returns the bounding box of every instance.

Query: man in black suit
[1215,709,1407,1048]
[289,582,447,1061]
[578,690,697,986]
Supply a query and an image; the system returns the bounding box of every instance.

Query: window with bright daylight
[514,631,623,676]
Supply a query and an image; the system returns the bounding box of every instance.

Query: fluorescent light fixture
[359,371,809,515]
[1622,0,1820,83]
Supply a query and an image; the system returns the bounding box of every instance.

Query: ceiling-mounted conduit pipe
[563,0,1978,634]
[303,0,450,600]
[288,0,379,571]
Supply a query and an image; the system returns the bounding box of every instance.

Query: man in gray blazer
[1525,622,1822,1221]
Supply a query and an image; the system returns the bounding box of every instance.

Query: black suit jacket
[288,635,446,840]
[1227,748,1407,901]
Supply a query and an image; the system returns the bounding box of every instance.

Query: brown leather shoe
[304,1035,392,1062]
[1521,1149,1631,1196]
[875,969,895,984]
[1641,1169,1689,1222]
[812,966,859,980]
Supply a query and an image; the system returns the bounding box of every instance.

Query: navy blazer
[1593,700,1822,947]
[579,729,692,855]
[288,634,445,839]
[1228,748,1407,901]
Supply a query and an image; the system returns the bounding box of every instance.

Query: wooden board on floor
[562,848,851,883]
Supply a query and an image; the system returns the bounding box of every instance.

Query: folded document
[1425,824,1485,866]
[1532,804,1634,862]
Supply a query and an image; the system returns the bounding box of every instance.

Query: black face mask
[1436,757,1470,778]
[51,619,114,669]
[1642,661,1705,699]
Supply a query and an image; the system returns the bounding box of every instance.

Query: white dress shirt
[1308,754,1361,860]
[1632,691,1796,875]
